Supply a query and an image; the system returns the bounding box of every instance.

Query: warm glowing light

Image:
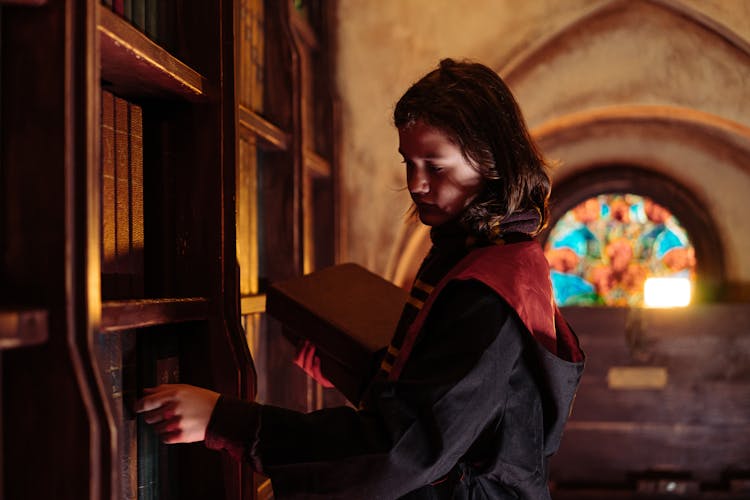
[643,277,691,307]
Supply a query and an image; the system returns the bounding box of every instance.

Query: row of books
[101,90,144,300]
[101,0,177,53]
[95,329,180,500]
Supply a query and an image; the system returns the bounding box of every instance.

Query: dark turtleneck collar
[429,209,541,251]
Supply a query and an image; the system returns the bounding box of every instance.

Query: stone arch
[387,0,750,299]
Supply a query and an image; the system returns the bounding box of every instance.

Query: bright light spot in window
[643,277,691,307]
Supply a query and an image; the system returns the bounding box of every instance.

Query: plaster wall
[335,0,750,289]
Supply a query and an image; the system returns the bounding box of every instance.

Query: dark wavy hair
[393,58,551,238]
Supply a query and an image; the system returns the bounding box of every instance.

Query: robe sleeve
[205,279,528,499]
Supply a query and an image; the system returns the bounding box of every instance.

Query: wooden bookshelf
[101,297,211,332]
[98,6,211,101]
[238,105,290,150]
[2,1,339,498]
[304,149,331,177]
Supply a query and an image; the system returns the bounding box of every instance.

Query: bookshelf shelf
[100,297,212,332]
[98,6,211,102]
[238,105,290,151]
[0,308,49,350]
[304,149,331,177]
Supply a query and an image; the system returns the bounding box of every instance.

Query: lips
[415,203,445,219]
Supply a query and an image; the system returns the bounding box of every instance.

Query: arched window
[545,193,696,307]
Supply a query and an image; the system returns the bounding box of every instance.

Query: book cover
[266,263,407,403]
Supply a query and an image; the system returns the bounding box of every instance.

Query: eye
[401,158,415,169]
[426,162,443,173]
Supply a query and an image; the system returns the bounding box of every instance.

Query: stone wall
[335,0,750,297]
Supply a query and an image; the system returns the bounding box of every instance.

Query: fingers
[135,385,177,413]
[153,415,182,435]
[304,342,316,369]
[134,384,220,444]
[140,401,178,424]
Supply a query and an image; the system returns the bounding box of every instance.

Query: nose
[408,168,429,195]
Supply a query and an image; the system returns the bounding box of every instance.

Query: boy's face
[398,120,484,227]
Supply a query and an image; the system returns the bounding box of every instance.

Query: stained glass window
[545,194,696,307]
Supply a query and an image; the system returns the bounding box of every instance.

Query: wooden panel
[555,305,750,488]
[553,423,750,484]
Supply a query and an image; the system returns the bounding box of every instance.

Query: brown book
[114,95,132,296]
[266,263,407,403]
[102,94,144,299]
[101,91,117,283]
[129,102,144,296]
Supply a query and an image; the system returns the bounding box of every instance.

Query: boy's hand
[135,384,221,444]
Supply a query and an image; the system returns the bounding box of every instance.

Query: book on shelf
[266,263,407,404]
[137,329,180,500]
[103,0,173,53]
[101,90,144,300]
[95,330,138,500]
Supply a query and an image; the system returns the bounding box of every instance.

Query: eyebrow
[398,149,446,160]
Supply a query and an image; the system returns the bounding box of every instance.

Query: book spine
[114,96,132,298]
[144,0,158,40]
[129,102,144,296]
[137,331,180,500]
[113,0,124,16]
[101,90,117,298]
[132,0,146,32]
[124,0,133,23]
[95,331,138,500]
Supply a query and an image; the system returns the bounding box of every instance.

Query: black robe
[206,239,585,499]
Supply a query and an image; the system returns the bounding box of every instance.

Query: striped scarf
[375,210,541,382]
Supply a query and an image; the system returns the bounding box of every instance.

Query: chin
[417,212,448,227]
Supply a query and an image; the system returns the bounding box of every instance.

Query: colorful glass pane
[545,194,696,307]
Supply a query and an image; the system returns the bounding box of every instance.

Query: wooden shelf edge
[238,106,290,151]
[100,297,212,332]
[98,6,210,102]
[304,149,331,177]
[240,295,266,315]
[0,308,49,350]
